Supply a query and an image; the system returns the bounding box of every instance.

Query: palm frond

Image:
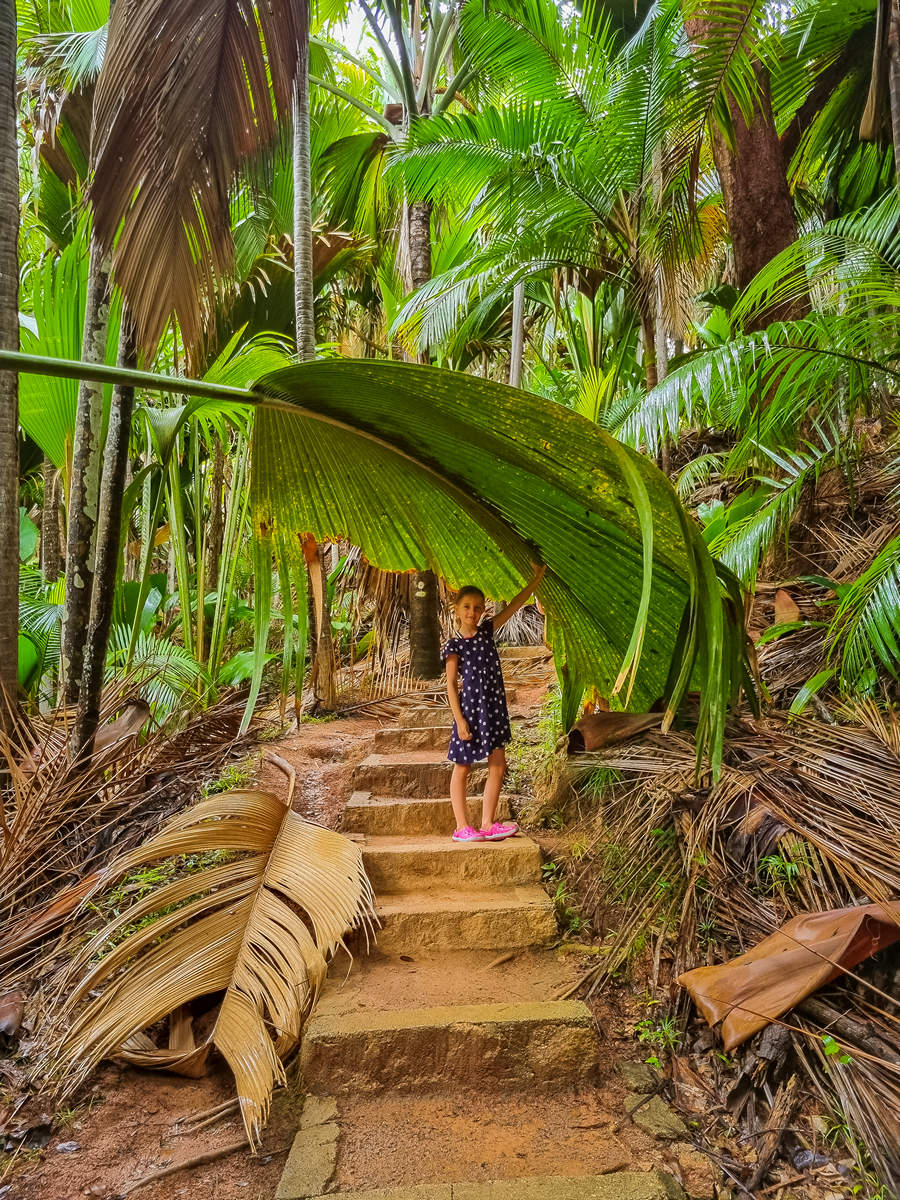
[828,535,900,689]
[89,0,306,359]
[47,785,375,1144]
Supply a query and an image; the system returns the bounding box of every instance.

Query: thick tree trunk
[509,280,525,387]
[292,5,337,710]
[405,198,442,677]
[40,459,62,581]
[71,316,137,758]
[0,0,18,730]
[686,11,801,331]
[62,239,111,706]
[888,0,900,187]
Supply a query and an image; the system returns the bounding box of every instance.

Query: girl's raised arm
[492,564,546,632]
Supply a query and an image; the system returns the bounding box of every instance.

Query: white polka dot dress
[441,617,512,765]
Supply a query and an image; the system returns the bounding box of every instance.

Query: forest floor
[1,681,855,1200]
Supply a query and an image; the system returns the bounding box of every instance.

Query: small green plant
[634,1015,682,1056]
[202,756,256,795]
[300,712,338,724]
[821,1033,853,1066]
[757,848,813,893]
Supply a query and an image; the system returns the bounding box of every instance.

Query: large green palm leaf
[3,349,752,774]
[250,359,751,770]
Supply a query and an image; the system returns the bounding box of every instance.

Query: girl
[441,565,546,843]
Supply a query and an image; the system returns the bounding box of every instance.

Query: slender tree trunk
[293,3,337,710]
[0,0,17,730]
[509,281,525,387]
[62,239,111,706]
[206,436,225,593]
[654,280,671,475]
[40,459,62,581]
[405,198,442,677]
[685,9,802,331]
[71,315,137,758]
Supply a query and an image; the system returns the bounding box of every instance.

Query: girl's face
[455,593,485,633]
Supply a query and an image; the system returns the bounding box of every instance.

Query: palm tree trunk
[509,280,525,387]
[0,0,19,730]
[888,0,900,186]
[293,0,337,710]
[62,238,111,706]
[40,458,61,581]
[71,315,137,758]
[405,198,442,678]
[685,9,802,331]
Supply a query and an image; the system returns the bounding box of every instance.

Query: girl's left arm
[493,563,546,632]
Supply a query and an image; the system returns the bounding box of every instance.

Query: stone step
[343,792,511,837]
[301,998,598,1095]
[372,886,557,954]
[397,705,451,729]
[361,835,541,892]
[305,1175,684,1200]
[397,692,517,728]
[314,949,588,1025]
[353,753,486,799]
[374,724,452,753]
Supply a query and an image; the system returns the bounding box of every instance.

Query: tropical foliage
[2,0,900,1189]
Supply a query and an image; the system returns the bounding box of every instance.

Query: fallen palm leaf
[47,787,375,1144]
[678,901,900,1050]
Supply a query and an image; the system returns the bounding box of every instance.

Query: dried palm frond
[46,786,375,1145]
[0,690,250,991]
[90,0,304,358]
[557,708,900,1189]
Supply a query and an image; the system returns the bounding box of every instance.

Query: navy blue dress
[441,618,512,765]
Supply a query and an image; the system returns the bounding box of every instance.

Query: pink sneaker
[452,825,487,842]
[480,821,519,841]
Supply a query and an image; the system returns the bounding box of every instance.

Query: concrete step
[353,753,486,799]
[306,1175,684,1200]
[343,792,511,837]
[361,835,542,892]
[374,724,452,753]
[373,885,557,954]
[301,998,598,1095]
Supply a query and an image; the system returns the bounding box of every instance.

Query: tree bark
[71,315,137,758]
[405,197,442,677]
[40,458,62,581]
[62,238,111,706]
[509,280,525,387]
[292,4,337,710]
[888,0,900,188]
[686,10,802,331]
[0,0,19,730]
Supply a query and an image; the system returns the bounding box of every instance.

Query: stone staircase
[275,689,685,1200]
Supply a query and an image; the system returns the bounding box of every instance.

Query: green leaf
[789,668,836,716]
[19,509,40,561]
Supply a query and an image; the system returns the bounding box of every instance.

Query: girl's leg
[450,764,471,830]
[480,747,507,830]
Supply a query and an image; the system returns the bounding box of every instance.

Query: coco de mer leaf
[0,349,753,772]
[249,359,754,773]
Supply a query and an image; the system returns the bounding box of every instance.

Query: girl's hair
[454,585,485,605]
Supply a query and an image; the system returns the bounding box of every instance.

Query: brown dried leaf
[773,588,800,625]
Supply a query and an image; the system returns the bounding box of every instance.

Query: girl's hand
[531,562,547,584]
[458,719,472,741]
